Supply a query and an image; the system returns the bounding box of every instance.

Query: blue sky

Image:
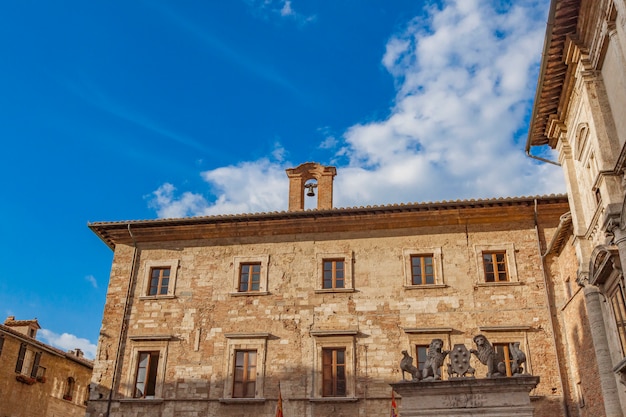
[0,0,563,359]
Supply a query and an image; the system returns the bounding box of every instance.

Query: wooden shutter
[30,351,42,378]
[15,343,26,373]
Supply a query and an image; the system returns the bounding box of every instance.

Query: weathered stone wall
[0,326,93,417]
[87,201,570,417]
[548,236,606,417]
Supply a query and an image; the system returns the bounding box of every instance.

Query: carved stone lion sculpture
[470,334,500,377]
[422,339,449,380]
[400,350,420,381]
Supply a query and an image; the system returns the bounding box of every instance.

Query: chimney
[285,163,336,211]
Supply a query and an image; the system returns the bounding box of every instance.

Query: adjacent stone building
[86,161,571,417]
[0,316,94,417]
[528,0,626,415]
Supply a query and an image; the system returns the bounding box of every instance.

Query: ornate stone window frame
[574,122,590,162]
[230,255,270,296]
[124,336,171,400]
[474,244,520,286]
[314,252,355,293]
[402,248,445,289]
[220,333,270,403]
[309,330,358,401]
[139,259,179,300]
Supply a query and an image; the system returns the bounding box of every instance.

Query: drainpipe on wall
[534,199,570,417]
[105,224,139,417]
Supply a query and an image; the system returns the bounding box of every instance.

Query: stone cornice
[89,195,569,249]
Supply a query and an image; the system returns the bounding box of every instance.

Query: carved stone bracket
[576,270,589,287]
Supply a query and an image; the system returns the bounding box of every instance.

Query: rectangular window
[148,267,170,296]
[416,345,428,372]
[322,348,346,397]
[15,344,41,378]
[493,343,515,376]
[233,350,257,398]
[134,351,160,398]
[0,335,4,356]
[482,252,509,282]
[610,283,626,357]
[323,260,345,289]
[239,263,261,292]
[411,255,434,285]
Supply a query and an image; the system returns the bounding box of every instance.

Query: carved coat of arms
[447,344,475,378]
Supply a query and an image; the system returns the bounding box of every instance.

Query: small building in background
[0,316,93,417]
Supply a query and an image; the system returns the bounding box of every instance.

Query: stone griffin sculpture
[422,339,449,380]
[400,350,420,381]
[470,334,501,377]
[509,342,527,375]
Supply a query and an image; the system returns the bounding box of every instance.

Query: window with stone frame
[482,251,509,282]
[310,330,356,399]
[232,350,257,398]
[315,252,354,293]
[411,255,435,285]
[474,244,519,285]
[322,347,346,397]
[141,259,179,298]
[64,377,75,401]
[15,344,41,378]
[222,333,268,401]
[238,263,261,292]
[323,259,345,289]
[133,351,160,399]
[231,256,270,296]
[148,267,170,296]
[609,281,626,357]
[0,335,4,356]
[402,248,444,288]
[127,337,169,399]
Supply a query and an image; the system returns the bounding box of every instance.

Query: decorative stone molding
[613,357,626,388]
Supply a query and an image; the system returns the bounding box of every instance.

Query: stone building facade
[0,316,94,417]
[528,0,626,415]
[86,162,572,417]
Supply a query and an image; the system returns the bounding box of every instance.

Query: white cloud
[85,275,98,289]
[280,0,293,16]
[39,329,97,360]
[148,183,210,218]
[246,0,316,25]
[148,0,564,217]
